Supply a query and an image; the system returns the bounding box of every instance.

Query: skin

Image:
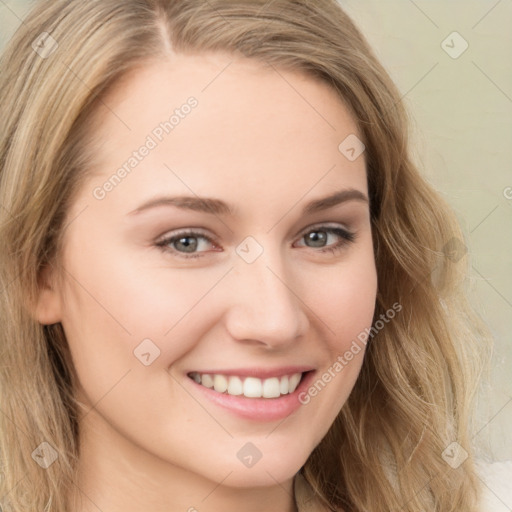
[34,52,377,512]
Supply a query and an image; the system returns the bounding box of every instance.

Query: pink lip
[186,365,315,379]
[186,370,317,422]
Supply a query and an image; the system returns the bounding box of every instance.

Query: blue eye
[155,225,356,259]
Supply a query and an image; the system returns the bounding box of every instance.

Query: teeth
[279,375,289,395]
[288,373,301,392]
[263,377,281,398]
[243,377,262,397]
[189,371,304,398]
[213,374,228,393]
[202,374,214,388]
[227,376,243,395]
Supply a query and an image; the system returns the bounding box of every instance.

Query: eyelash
[155,225,356,260]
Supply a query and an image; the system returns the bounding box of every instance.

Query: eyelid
[155,227,215,243]
[297,221,352,237]
[155,222,356,258]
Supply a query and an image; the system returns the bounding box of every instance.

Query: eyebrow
[127,188,368,217]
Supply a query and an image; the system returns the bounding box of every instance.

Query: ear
[31,263,63,325]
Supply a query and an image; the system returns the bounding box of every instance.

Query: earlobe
[31,263,63,325]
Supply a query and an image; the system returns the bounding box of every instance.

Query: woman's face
[38,52,377,489]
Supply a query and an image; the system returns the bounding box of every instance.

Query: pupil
[308,231,326,247]
[177,236,197,252]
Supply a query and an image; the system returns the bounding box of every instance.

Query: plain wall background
[1,0,511,460]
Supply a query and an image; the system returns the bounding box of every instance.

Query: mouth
[187,370,311,399]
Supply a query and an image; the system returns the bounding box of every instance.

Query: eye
[295,224,356,255]
[155,229,218,259]
[155,224,356,259]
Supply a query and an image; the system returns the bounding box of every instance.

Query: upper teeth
[189,372,303,398]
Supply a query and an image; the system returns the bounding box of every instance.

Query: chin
[201,443,312,488]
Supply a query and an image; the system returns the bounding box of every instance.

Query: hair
[0,1,492,511]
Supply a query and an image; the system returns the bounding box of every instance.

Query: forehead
[73,53,367,220]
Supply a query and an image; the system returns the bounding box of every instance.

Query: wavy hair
[0,1,491,511]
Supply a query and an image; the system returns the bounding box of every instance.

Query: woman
[0,1,491,511]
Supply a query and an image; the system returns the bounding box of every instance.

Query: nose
[222,245,309,350]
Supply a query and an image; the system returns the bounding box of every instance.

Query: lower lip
[186,371,316,422]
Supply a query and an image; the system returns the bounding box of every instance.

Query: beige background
[1,0,510,460]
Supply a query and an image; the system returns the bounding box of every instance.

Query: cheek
[297,248,377,414]
[310,250,378,353]
[58,249,222,393]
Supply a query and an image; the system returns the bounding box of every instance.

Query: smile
[187,371,303,398]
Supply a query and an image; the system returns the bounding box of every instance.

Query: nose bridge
[224,242,307,346]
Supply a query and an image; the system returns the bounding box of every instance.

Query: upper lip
[187,366,315,379]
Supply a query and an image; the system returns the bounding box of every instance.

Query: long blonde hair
[0,1,491,511]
